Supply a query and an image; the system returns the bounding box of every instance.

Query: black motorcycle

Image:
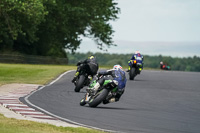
[129,59,142,80]
[74,68,91,92]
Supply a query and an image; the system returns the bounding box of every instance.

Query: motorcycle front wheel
[80,98,86,106]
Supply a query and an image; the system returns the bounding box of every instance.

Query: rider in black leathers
[72,55,99,83]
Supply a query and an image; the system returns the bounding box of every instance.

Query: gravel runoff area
[0,83,79,128]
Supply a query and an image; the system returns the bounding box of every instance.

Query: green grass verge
[0,63,76,85]
[0,63,104,133]
[0,114,102,133]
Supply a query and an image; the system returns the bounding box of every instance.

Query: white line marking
[3,104,28,107]
[9,107,35,110]
[0,97,18,100]
[16,111,43,114]
[0,95,24,98]
[47,70,74,86]
[25,115,55,118]
[0,102,19,104]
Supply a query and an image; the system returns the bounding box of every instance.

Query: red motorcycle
[160,62,171,70]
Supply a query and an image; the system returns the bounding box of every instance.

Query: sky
[77,0,200,57]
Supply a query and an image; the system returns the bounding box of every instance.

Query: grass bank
[0,63,76,85]
[0,114,102,133]
[0,63,103,133]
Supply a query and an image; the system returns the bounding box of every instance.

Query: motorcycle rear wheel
[74,75,86,92]
[129,67,136,80]
[89,89,109,108]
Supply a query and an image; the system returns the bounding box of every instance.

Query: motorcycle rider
[72,55,99,83]
[160,61,171,70]
[88,64,127,104]
[127,51,144,72]
[160,61,164,69]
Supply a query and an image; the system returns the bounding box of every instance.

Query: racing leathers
[128,53,144,72]
[72,57,99,83]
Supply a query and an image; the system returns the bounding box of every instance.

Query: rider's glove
[128,60,133,63]
[96,73,101,79]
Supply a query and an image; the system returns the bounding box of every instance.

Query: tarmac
[0,83,80,128]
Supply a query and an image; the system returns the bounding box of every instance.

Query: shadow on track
[129,79,148,81]
[96,106,134,110]
[82,105,133,110]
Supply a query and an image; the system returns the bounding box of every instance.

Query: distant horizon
[70,51,200,58]
[71,51,200,58]
[74,39,200,58]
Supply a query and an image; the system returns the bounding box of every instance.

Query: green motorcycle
[80,76,118,108]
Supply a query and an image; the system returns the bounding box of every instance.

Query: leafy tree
[0,0,120,57]
[0,0,47,51]
[35,0,120,57]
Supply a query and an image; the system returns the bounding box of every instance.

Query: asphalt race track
[22,70,200,133]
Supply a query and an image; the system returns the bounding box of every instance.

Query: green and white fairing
[89,79,118,93]
[80,77,118,107]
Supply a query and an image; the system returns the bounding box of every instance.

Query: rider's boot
[109,98,116,103]
[103,97,116,104]
[71,72,79,83]
[138,68,142,74]
[126,66,130,72]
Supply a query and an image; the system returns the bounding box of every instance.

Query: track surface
[23,70,200,133]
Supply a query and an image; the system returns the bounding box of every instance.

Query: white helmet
[135,51,140,54]
[113,65,123,70]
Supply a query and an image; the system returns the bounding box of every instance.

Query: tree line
[67,52,200,72]
[0,0,119,57]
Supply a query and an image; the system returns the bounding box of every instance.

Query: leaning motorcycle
[129,58,143,80]
[74,67,91,92]
[80,76,118,108]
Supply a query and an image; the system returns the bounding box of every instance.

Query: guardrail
[0,54,68,65]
